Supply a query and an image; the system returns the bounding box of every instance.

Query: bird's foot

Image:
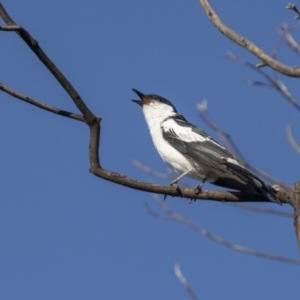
[164,182,182,200]
[170,182,182,197]
[194,184,202,195]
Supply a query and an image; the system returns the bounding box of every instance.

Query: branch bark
[294,182,300,252]
[197,0,300,77]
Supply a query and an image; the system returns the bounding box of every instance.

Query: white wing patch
[162,119,206,142]
[226,157,242,166]
[161,118,225,150]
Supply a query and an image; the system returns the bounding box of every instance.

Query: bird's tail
[214,161,280,204]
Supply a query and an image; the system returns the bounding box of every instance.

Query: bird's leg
[164,169,192,200]
[194,177,207,194]
[169,169,192,186]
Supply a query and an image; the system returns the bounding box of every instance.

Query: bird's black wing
[162,115,278,202]
[162,115,238,174]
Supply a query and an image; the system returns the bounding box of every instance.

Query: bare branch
[227,52,300,113]
[293,182,300,252]
[280,24,300,55]
[197,0,300,77]
[0,4,95,124]
[174,264,199,300]
[287,124,300,155]
[133,158,293,217]
[146,196,300,265]
[0,82,85,122]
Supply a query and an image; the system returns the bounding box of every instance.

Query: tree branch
[145,195,300,265]
[197,100,292,189]
[293,182,300,252]
[0,82,85,122]
[227,52,300,113]
[197,0,300,77]
[287,124,300,155]
[0,4,95,124]
[174,264,199,300]
[280,24,300,55]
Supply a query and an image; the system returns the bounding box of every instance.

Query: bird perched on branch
[132,88,279,203]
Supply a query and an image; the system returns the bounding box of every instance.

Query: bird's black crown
[147,94,177,113]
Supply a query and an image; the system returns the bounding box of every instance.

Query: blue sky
[0,1,300,299]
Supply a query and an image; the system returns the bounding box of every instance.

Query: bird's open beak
[132,88,145,107]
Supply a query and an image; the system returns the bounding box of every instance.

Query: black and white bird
[132,89,279,203]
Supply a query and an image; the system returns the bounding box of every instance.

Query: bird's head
[132,89,177,120]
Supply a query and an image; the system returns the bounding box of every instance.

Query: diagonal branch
[133,159,293,217]
[0,4,95,124]
[287,124,300,155]
[197,0,300,77]
[197,101,292,191]
[146,195,300,265]
[0,82,85,122]
[279,24,300,55]
[226,52,300,113]
[174,264,199,300]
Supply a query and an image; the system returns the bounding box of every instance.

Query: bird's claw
[170,182,182,196]
[194,184,202,194]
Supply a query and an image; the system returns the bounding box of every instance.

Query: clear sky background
[0,1,299,299]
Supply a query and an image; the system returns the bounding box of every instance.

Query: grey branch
[294,182,300,251]
[174,264,199,300]
[197,0,300,77]
[227,52,300,113]
[0,82,85,122]
[286,124,300,155]
[280,24,300,55]
[197,99,292,191]
[146,195,300,265]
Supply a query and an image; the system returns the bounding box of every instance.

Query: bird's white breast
[143,108,202,179]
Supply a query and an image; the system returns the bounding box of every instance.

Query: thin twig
[197,102,292,191]
[0,82,85,122]
[280,24,300,55]
[287,124,300,155]
[146,195,300,265]
[227,52,300,113]
[174,264,199,300]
